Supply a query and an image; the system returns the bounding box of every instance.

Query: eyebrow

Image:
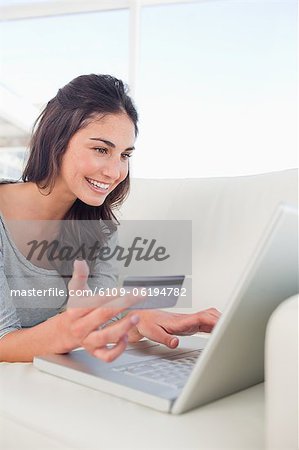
[89,138,135,151]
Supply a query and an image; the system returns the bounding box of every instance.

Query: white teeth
[87,178,109,190]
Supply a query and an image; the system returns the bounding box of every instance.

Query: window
[0,7,130,179]
[132,0,297,177]
[0,0,297,179]
[0,9,130,106]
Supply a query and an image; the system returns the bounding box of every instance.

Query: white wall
[0,0,297,179]
[132,0,297,178]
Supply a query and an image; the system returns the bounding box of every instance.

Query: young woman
[0,74,220,362]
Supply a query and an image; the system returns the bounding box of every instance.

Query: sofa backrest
[117,169,298,312]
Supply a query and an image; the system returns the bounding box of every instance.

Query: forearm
[0,315,62,363]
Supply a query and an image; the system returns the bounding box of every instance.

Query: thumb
[68,259,90,293]
[149,325,179,349]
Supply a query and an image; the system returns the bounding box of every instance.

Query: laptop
[34,203,298,414]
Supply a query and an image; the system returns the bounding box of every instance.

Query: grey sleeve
[87,228,123,323]
[0,249,22,339]
[88,228,120,291]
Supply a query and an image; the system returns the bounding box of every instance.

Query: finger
[202,310,221,322]
[159,311,219,337]
[92,335,129,362]
[196,311,219,331]
[66,306,95,320]
[70,294,143,340]
[199,324,215,333]
[145,325,179,349]
[68,260,90,294]
[83,315,140,350]
[127,326,144,343]
[97,292,145,320]
[205,308,222,319]
[192,310,220,323]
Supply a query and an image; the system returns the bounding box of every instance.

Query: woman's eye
[94,147,108,154]
[93,148,132,159]
[122,153,132,159]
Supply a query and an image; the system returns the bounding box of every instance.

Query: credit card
[123,275,185,309]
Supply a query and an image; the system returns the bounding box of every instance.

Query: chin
[79,196,106,207]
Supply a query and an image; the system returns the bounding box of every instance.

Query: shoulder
[0,180,26,219]
[0,183,11,217]
[0,179,20,199]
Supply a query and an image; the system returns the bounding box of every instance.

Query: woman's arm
[0,260,141,363]
[0,307,139,363]
[0,314,64,362]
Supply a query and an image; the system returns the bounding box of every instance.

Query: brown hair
[22,74,138,279]
[22,74,138,223]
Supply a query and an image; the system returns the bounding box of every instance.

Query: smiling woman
[22,74,138,219]
[0,74,220,363]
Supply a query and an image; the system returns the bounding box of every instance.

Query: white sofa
[0,169,297,449]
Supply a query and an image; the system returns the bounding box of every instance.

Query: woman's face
[58,112,135,206]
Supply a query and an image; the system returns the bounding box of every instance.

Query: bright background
[0,0,297,179]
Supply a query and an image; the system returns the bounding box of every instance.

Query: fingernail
[123,334,128,343]
[130,314,140,325]
[170,337,178,348]
[74,259,83,268]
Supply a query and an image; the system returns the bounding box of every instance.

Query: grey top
[0,180,119,339]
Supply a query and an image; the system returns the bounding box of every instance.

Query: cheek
[64,151,93,178]
[120,163,129,181]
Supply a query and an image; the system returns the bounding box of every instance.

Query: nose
[100,155,122,181]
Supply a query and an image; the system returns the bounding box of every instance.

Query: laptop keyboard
[112,349,202,389]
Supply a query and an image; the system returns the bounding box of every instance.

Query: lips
[86,177,110,189]
[85,177,111,194]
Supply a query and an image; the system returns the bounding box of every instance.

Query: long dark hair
[23,74,138,222]
[22,74,138,280]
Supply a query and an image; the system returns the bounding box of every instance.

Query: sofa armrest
[265,295,298,450]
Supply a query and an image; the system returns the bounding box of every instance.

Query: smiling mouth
[85,177,111,192]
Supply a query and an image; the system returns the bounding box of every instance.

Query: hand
[54,260,141,361]
[126,308,221,349]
